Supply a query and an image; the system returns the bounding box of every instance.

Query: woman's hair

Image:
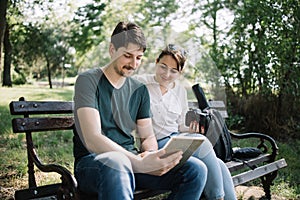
[156,44,187,71]
[111,22,147,52]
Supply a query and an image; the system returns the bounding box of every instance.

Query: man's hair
[111,22,147,52]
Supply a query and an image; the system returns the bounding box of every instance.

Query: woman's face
[155,55,181,87]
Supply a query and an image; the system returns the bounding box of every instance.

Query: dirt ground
[235,186,286,200]
[0,185,288,200]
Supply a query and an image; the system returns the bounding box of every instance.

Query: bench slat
[14,183,61,200]
[226,153,272,172]
[232,158,287,186]
[10,101,73,115]
[12,117,74,133]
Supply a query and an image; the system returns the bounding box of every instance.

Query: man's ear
[109,43,116,57]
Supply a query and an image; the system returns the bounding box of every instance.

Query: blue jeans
[158,133,237,200]
[75,151,207,200]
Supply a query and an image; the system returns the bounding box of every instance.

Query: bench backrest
[10,99,227,134]
[188,100,228,118]
[10,99,74,133]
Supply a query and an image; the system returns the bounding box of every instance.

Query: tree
[2,0,90,88]
[12,23,75,88]
[1,0,41,86]
[186,0,230,102]
[0,0,8,84]
[3,20,12,86]
[0,0,11,86]
[218,0,300,136]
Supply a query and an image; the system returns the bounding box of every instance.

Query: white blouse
[134,74,189,140]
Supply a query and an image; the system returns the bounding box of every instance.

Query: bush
[227,93,300,140]
[12,74,26,85]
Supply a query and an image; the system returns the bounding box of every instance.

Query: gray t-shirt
[73,68,151,160]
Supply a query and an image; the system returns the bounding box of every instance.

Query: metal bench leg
[260,170,278,200]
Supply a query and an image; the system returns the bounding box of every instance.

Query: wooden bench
[9,97,287,200]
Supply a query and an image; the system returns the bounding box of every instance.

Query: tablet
[161,135,204,168]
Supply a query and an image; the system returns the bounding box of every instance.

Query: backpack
[205,109,233,162]
[192,84,233,162]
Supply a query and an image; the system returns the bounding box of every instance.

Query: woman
[135,44,237,200]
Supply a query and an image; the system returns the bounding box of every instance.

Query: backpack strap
[231,158,258,170]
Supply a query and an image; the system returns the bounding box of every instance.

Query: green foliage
[276,140,300,193]
[9,22,74,89]
[198,0,300,138]
[136,0,179,27]
[70,2,106,55]
[272,181,299,199]
[12,72,26,85]
[225,114,245,131]
[221,0,300,97]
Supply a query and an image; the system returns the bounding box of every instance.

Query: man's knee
[94,151,133,173]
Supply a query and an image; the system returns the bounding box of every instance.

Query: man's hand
[134,149,183,176]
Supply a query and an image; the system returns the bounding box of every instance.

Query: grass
[0,85,299,200]
[0,85,75,199]
[231,137,300,199]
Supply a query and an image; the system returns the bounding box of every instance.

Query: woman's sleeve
[178,87,189,132]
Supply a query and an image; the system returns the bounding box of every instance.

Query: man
[73,21,207,200]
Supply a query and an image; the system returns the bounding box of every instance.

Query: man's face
[111,43,144,77]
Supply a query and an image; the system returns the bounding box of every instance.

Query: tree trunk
[3,21,12,87]
[46,59,53,89]
[0,0,8,85]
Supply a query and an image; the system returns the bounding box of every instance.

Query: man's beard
[114,64,135,77]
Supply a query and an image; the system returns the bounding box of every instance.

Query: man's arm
[77,107,182,176]
[77,107,133,154]
[136,118,158,152]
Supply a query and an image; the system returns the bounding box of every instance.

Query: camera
[185,108,211,134]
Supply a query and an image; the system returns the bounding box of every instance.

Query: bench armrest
[26,132,78,199]
[229,131,279,161]
[30,149,78,199]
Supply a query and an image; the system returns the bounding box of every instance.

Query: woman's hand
[189,120,199,133]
